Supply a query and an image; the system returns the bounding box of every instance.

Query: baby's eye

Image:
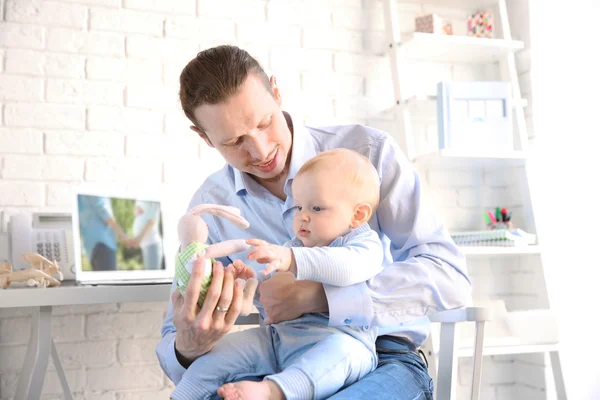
[295,205,302,211]
[312,206,322,212]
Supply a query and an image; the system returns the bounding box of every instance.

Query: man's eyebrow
[221,135,241,144]
[219,114,272,144]
[257,114,272,126]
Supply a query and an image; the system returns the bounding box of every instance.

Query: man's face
[191,74,292,184]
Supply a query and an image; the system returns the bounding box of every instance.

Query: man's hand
[229,259,258,316]
[171,256,249,364]
[230,259,256,280]
[246,239,295,275]
[258,272,329,324]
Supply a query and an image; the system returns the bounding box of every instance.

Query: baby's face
[291,171,355,247]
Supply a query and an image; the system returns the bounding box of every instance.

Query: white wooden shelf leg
[51,339,74,400]
[15,305,53,400]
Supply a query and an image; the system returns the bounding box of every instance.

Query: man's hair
[179,45,271,132]
[296,149,381,210]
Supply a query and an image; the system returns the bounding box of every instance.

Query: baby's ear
[350,203,372,228]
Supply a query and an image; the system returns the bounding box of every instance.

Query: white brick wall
[0,0,541,398]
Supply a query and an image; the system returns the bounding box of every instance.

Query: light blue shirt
[156,115,472,384]
[77,195,117,259]
[287,223,384,287]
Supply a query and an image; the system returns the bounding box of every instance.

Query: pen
[495,207,501,223]
[501,208,508,222]
[484,212,491,225]
[487,210,497,224]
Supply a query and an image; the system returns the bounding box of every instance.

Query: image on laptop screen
[73,191,173,284]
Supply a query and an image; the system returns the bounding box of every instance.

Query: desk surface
[0,280,172,308]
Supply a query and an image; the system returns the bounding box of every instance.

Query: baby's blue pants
[171,316,376,400]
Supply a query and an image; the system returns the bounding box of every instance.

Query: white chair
[235,306,493,400]
[426,307,493,400]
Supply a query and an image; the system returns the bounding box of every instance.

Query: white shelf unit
[457,342,559,358]
[382,1,566,399]
[397,32,524,63]
[454,308,559,355]
[413,149,527,168]
[460,245,541,256]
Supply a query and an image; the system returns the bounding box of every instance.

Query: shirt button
[344,318,351,324]
[362,326,369,331]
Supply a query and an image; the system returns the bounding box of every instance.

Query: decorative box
[467,11,493,38]
[415,14,453,35]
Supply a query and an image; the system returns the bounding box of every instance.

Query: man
[156,45,472,399]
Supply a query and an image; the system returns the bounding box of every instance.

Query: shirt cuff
[165,334,187,385]
[323,282,373,327]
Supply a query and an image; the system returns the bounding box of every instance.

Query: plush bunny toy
[176,204,258,315]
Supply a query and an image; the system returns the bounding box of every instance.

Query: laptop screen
[73,191,173,284]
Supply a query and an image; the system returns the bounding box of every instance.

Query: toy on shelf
[0,253,64,289]
[176,204,258,315]
[415,14,453,35]
[467,11,493,38]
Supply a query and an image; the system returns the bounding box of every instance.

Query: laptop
[72,188,174,285]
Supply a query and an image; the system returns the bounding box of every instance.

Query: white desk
[0,281,258,400]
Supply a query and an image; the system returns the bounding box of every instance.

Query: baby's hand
[246,239,294,275]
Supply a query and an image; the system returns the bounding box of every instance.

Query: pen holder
[489,221,513,230]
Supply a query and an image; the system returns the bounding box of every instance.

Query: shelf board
[457,341,559,358]
[460,245,541,256]
[397,33,524,63]
[401,0,498,8]
[413,149,527,168]
[402,95,528,108]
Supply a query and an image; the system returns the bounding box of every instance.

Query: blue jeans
[329,344,434,399]
[142,243,163,270]
[90,242,116,271]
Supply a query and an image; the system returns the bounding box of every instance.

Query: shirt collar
[284,114,317,197]
[233,166,252,195]
[233,112,318,197]
[329,223,372,247]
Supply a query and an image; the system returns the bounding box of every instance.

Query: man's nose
[247,132,270,161]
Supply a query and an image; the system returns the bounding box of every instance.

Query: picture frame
[437,81,514,152]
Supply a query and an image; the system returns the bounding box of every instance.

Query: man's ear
[190,125,214,148]
[350,203,373,228]
[270,75,281,106]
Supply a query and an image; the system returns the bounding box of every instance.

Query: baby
[171,149,384,400]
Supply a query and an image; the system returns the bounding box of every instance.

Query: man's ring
[216,306,229,313]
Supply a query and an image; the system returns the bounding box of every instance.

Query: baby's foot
[217,380,285,400]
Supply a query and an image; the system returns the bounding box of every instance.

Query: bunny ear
[188,204,250,229]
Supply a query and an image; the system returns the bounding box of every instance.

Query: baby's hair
[296,148,380,210]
